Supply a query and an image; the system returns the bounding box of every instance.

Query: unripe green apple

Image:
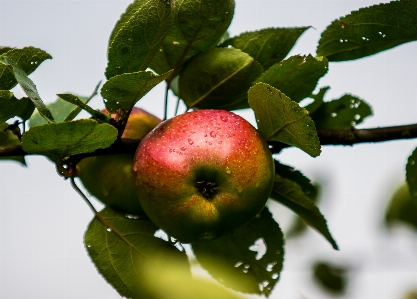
[133,109,275,243]
[78,107,161,215]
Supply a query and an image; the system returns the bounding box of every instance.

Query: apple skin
[132,109,275,243]
[78,107,161,215]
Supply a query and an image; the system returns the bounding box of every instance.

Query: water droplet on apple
[220,116,228,122]
[210,131,216,138]
[188,138,194,145]
[234,261,243,267]
[181,147,186,151]
[242,268,249,273]
[271,273,279,279]
[107,227,112,232]
[87,244,92,248]
[199,232,216,241]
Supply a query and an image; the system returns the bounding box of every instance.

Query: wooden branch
[2,123,417,158]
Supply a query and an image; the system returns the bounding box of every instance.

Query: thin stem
[70,176,98,215]
[174,97,181,116]
[164,82,170,121]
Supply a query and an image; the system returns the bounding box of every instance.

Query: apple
[78,107,161,215]
[132,109,275,243]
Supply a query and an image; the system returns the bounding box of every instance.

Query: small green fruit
[78,107,161,215]
[132,109,275,243]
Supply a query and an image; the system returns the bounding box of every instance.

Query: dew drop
[234,261,243,268]
[244,264,250,269]
[226,168,231,175]
[126,214,139,219]
[339,39,344,43]
[107,227,112,232]
[242,268,249,273]
[330,112,337,117]
[354,114,361,120]
[220,116,228,122]
[271,273,279,279]
[410,160,415,165]
[172,41,180,45]
[351,121,356,126]
[87,244,92,248]
[188,138,194,145]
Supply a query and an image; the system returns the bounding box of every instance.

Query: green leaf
[180,47,263,110]
[0,122,26,165]
[309,92,372,130]
[270,174,339,250]
[248,83,321,157]
[56,94,109,122]
[313,261,347,294]
[0,47,13,55]
[274,161,320,238]
[406,147,417,199]
[317,0,417,61]
[256,55,328,103]
[101,70,173,113]
[21,119,117,159]
[221,27,309,70]
[105,0,175,79]
[385,184,417,231]
[0,47,51,90]
[85,207,190,299]
[29,94,89,127]
[274,160,316,197]
[150,0,235,75]
[0,56,54,123]
[192,208,284,297]
[0,90,35,122]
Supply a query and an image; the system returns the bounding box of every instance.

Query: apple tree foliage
[1,0,417,298]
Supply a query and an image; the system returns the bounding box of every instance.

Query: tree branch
[2,123,417,158]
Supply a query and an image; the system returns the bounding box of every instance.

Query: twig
[3,123,417,158]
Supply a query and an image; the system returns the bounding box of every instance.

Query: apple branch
[2,123,417,158]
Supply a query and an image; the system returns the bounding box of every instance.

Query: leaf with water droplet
[248,83,321,157]
[180,47,263,110]
[105,0,175,79]
[270,174,339,250]
[150,0,235,75]
[406,147,417,201]
[0,46,52,90]
[317,0,417,61]
[307,88,372,129]
[21,119,117,160]
[0,90,34,123]
[102,70,173,113]
[220,27,309,70]
[256,55,328,103]
[192,207,284,297]
[85,207,190,298]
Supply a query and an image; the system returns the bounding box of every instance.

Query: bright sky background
[1,0,417,298]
